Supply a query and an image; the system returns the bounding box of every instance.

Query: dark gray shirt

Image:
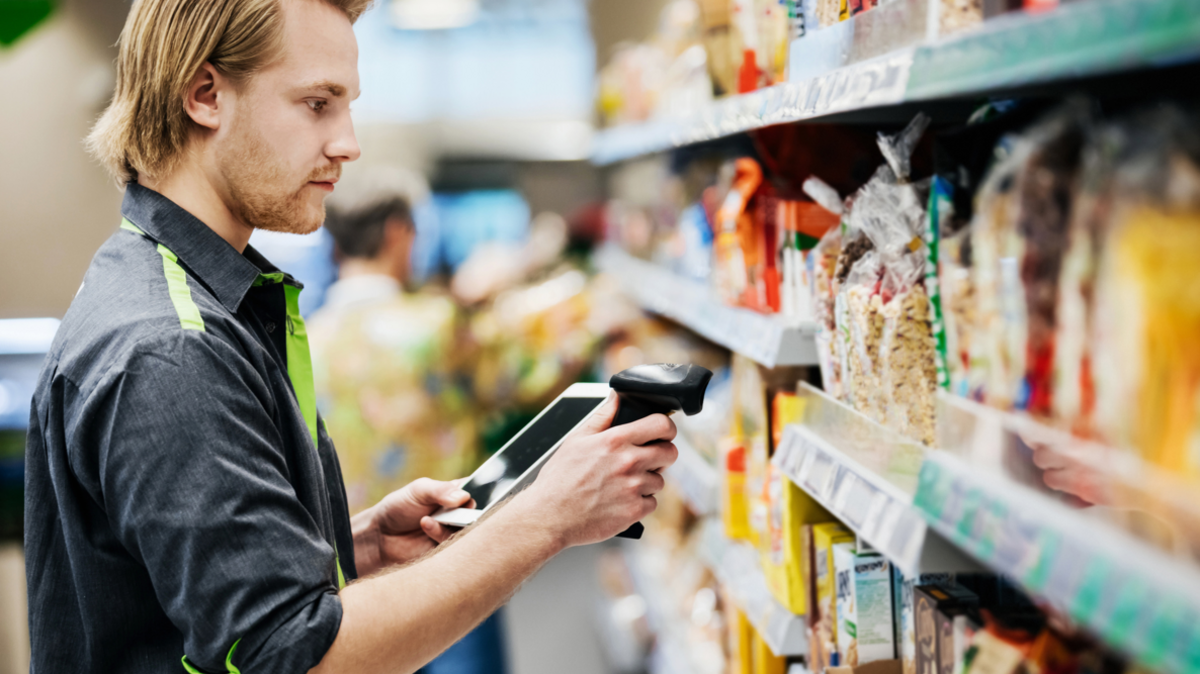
[25,184,356,674]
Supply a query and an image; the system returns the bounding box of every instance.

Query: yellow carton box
[812,522,855,669]
[761,391,834,616]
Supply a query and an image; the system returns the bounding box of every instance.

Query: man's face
[216,0,361,235]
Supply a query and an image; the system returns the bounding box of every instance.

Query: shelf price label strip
[776,424,931,577]
[595,246,813,368]
[593,0,1200,166]
[592,52,912,165]
[914,452,1200,674]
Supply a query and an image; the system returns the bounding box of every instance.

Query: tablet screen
[463,396,605,510]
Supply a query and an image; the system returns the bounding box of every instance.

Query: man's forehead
[271,0,360,95]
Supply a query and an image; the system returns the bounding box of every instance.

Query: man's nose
[327,114,361,163]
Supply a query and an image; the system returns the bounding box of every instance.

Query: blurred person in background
[309,166,508,674]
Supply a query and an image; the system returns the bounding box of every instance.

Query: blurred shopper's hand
[517,395,678,547]
[353,478,474,576]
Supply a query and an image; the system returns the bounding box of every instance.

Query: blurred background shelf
[775,384,979,577]
[594,246,818,369]
[620,544,699,674]
[592,0,1200,164]
[664,433,719,519]
[699,519,808,658]
[916,393,1200,674]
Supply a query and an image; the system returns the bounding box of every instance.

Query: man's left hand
[351,478,473,578]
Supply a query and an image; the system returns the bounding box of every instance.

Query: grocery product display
[8,0,1200,672]
[592,0,1200,165]
[589,4,1200,672]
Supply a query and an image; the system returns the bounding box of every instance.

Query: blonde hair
[87,0,372,184]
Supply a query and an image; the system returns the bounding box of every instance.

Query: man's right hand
[516,395,679,547]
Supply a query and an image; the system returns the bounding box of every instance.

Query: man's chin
[252,204,324,236]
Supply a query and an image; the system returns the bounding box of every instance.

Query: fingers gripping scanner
[610,364,713,539]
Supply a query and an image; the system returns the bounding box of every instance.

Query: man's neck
[138,165,255,253]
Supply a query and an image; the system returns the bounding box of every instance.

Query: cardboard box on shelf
[828,658,904,674]
[730,604,755,674]
[914,584,978,674]
[834,546,896,667]
[723,436,751,540]
[812,523,855,669]
[762,390,834,616]
[753,628,788,674]
[893,572,954,674]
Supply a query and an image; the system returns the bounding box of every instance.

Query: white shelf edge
[775,423,979,578]
[592,50,912,165]
[700,519,809,657]
[594,245,818,369]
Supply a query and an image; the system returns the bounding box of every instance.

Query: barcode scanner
[609,364,713,539]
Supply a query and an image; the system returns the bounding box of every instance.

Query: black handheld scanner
[609,364,713,539]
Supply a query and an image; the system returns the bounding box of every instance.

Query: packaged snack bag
[813,227,845,397]
[1091,107,1200,476]
[836,114,936,443]
[715,159,764,306]
[813,523,856,668]
[963,144,1025,410]
[1010,107,1088,417]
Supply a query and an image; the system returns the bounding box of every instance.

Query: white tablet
[432,382,611,529]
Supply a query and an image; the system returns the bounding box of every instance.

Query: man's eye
[307,100,327,113]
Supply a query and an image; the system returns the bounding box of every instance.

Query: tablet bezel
[431,382,610,528]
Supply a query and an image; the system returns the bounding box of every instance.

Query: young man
[309,166,507,674]
[24,2,677,674]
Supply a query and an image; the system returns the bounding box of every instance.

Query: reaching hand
[518,395,678,548]
[353,478,474,577]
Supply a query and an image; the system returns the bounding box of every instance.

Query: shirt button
[265,321,276,333]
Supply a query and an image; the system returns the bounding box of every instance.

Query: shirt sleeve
[72,330,342,674]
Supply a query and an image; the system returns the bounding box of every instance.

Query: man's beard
[221,124,339,235]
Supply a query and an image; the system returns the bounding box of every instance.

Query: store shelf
[699,519,808,657]
[663,434,719,518]
[622,545,697,674]
[594,246,818,369]
[915,394,1200,674]
[774,383,980,578]
[592,0,1200,164]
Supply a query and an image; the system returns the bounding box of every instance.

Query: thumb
[407,478,472,509]
[575,391,618,436]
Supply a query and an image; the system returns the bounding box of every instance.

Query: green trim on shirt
[121,218,205,332]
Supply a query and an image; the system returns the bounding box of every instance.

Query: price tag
[913,459,949,520]
[1019,526,1059,593]
[842,478,876,530]
[833,471,856,513]
[954,486,982,548]
[1070,557,1111,620]
[1106,577,1149,650]
[878,502,903,554]
[797,439,819,483]
[1136,596,1184,669]
[860,492,888,541]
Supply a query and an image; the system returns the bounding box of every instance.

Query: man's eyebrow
[304,80,348,97]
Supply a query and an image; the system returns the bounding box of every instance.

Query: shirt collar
[121,183,290,312]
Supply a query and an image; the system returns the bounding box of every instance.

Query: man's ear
[183,62,226,131]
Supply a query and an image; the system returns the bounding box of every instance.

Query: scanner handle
[611,398,674,540]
